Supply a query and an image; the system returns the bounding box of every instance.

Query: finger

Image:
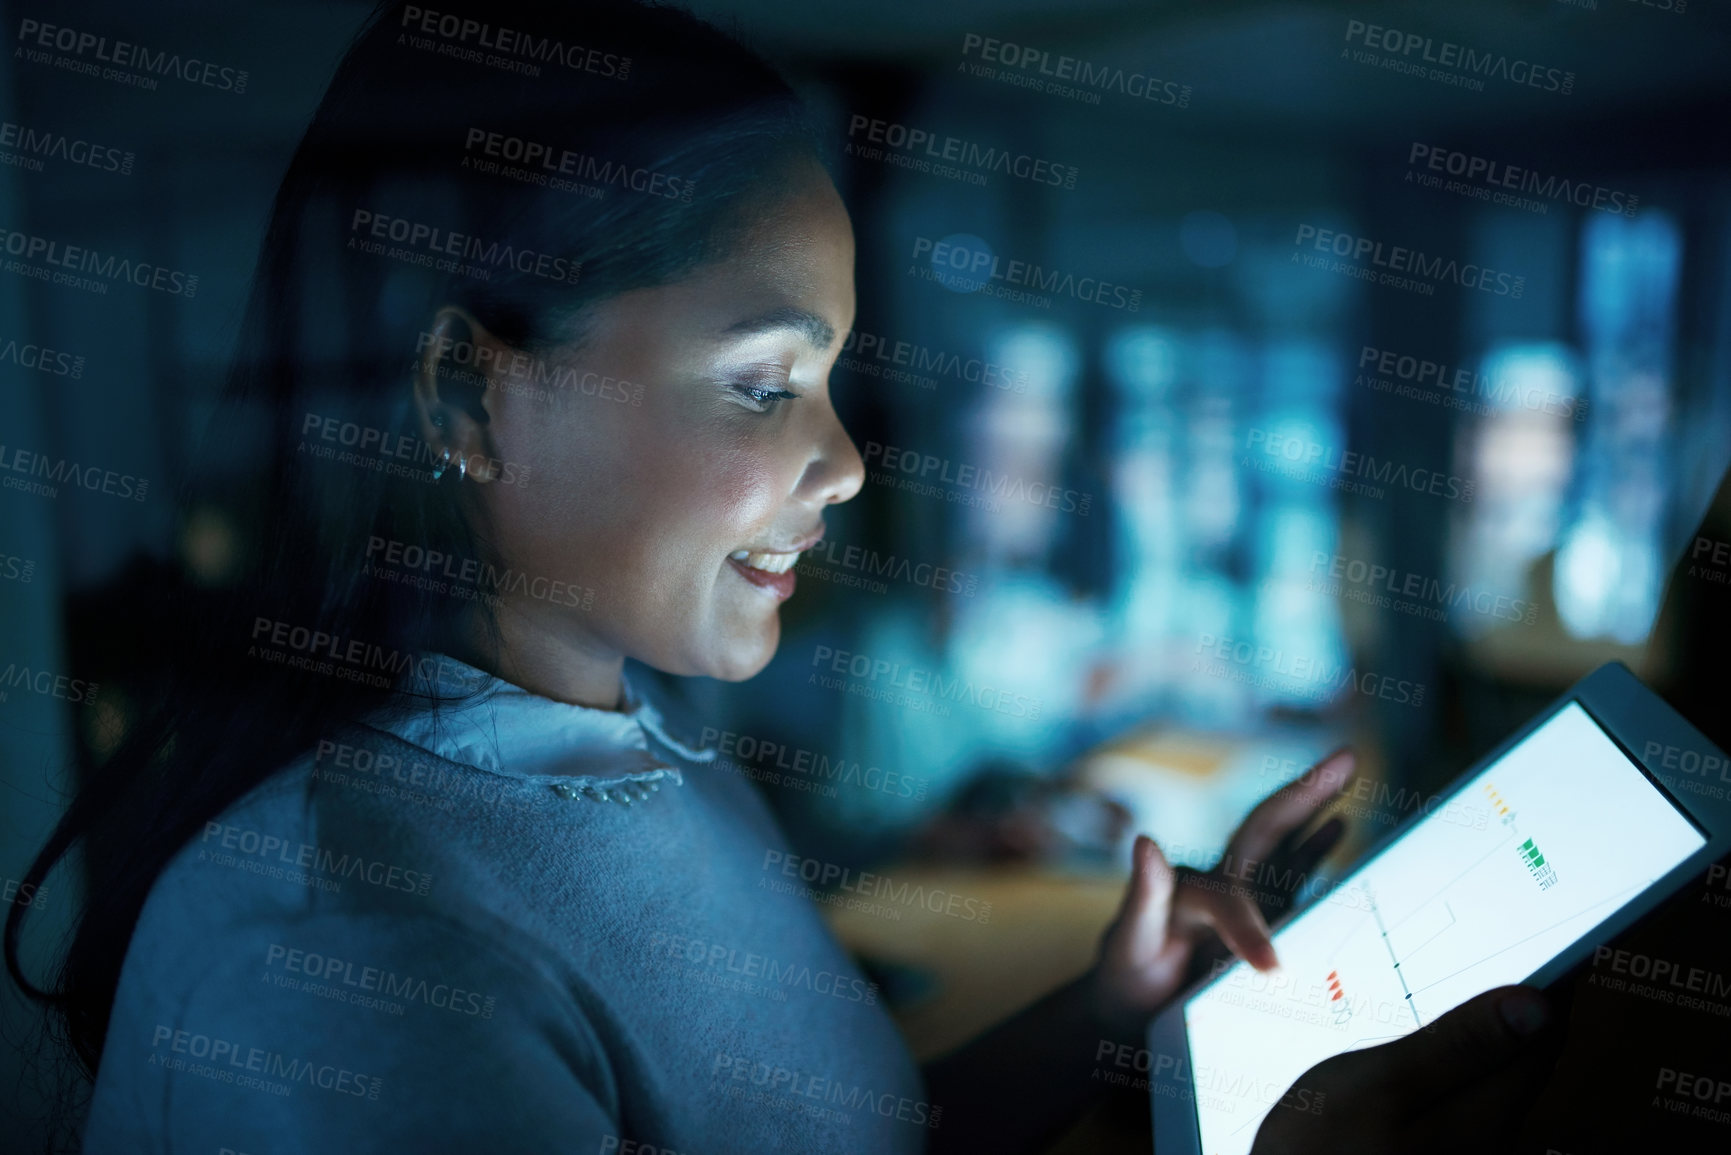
[1246,816,1347,922]
[1360,986,1552,1109]
[1276,815,1347,886]
[1228,748,1355,865]
[1114,834,1178,955]
[1177,881,1279,971]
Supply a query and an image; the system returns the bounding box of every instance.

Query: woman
[5,2,1557,1151]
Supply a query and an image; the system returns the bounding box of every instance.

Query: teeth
[731,549,800,574]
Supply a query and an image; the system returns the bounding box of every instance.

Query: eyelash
[728,381,799,413]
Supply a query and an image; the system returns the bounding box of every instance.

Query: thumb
[1365,986,1551,1108]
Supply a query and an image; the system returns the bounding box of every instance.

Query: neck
[448,601,626,710]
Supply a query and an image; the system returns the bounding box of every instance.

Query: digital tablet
[1148,661,1730,1155]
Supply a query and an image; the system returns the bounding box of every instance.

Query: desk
[826,865,1124,1061]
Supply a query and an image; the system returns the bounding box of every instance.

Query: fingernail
[1498,990,1549,1037]
[1318,748,1354,786]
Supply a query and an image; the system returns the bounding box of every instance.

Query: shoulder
[165,723,553,921]
[88,905,621,1154]
[119,727,583,1030]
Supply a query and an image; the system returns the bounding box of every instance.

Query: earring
[432,448,452,480]
[458,454,468,480]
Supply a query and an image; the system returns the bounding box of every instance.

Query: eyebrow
[721,306,836,351]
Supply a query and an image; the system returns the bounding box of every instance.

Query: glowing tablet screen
[1184,702,1707,1155]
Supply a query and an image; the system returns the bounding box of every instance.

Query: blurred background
[4,0,1730,1150]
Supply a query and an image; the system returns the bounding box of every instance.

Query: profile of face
[416,159,864,697]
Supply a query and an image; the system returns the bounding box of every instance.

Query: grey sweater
[82,657,931,1154]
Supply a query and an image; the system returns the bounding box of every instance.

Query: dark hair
[6,0,819,1090]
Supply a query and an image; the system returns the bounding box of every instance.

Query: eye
[725,375,799,414]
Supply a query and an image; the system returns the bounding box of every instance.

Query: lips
[726,527,822,601]
[727,551,799,600]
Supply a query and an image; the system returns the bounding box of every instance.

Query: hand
[1251,985,1560,1155]
[1090,749,1354,1027]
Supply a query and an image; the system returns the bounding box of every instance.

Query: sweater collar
[368,653,714,783]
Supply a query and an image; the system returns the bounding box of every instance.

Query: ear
[411,306,511,484]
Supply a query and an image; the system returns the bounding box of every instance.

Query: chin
[705,621,781,682]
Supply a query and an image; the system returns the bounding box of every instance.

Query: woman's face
[455,162,863,686]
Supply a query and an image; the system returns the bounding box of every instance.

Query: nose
[797,396,865,507]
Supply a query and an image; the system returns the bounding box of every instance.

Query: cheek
[493,400,790,604]
[632,438,786,578]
